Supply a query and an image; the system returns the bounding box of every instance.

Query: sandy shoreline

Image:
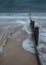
[0,14,46,65]
[0,23,38,65]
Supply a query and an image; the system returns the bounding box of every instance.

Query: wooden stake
[30,20,35,32]
[33,27,39,46]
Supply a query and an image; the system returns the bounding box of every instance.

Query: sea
[0,0,46,13]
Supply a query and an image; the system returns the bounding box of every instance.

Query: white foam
[22,37,35,54]
[31,15,46,19]
[39,54,46,65]
[37,44,46,65]
[23,24,32,34]
[39,33,46,43]
[37,44,46,54]
[34,22,41,27]
[39,28,46,33]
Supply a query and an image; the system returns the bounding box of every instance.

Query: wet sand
[0,25,38,65]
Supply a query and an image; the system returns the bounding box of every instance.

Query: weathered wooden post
[33,27,39,46]
[30,19,39,46]
[33,26,42,65]
[30,20,35,32]
[30,19,35,38]
[30,19,41,65]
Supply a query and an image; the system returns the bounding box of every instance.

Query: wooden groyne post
[33,27,39,46]
[33,27,41,65]
[30,20,34,32]
[30,19,42,65]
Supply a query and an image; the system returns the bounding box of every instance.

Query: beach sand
[0,24,38,65]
